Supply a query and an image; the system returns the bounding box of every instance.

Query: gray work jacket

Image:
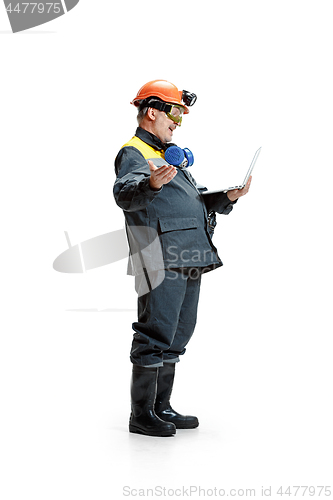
[113,128,235,275]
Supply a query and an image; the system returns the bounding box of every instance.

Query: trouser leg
[163,269,201,363]
[131,269,200,367]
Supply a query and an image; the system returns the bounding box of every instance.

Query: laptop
[204,147,261,194]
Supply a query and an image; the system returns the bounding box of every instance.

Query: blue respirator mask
[165,146,194,168]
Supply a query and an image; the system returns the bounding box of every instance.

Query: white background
[1,1,332,498]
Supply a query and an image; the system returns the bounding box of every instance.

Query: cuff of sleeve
[223,203,234,215]
[143,177,163,195]
[149,185,163,193]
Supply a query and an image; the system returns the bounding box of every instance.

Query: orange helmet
[131,79,190,114]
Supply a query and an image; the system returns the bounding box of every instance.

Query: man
[113,80,251,437]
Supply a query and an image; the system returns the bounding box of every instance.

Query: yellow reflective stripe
[121,136,165,160]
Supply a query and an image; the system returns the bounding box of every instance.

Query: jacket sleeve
[113,146,162,212]
[200,190,237,215]
[183,169,236,215]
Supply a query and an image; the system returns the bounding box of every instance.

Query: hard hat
[131,80,190,114]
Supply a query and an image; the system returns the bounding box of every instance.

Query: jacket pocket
[158,216,198,233]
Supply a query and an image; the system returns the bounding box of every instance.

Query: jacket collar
[135,127,166,151]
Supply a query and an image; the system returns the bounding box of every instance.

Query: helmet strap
[138,98,172,114]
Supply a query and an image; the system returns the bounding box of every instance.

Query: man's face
[151,109,179,143]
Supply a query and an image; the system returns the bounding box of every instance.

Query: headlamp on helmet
[182,90,197,107]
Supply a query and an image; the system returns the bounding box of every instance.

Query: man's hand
[227,176,252,202]
[148,160,177,190]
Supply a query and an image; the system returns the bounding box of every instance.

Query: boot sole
[173,422,199,429]
[129,424,176,437]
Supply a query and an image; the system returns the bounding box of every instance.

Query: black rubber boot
[129,365,176,437]
[155,363,199,429]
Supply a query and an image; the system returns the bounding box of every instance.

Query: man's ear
[147,107,157,121]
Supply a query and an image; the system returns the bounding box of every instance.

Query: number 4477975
[6,3,61,14]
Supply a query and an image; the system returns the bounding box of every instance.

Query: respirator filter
[165,146,194,168]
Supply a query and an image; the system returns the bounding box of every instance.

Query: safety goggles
[165,104,184,125]
[141,99,185,126]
